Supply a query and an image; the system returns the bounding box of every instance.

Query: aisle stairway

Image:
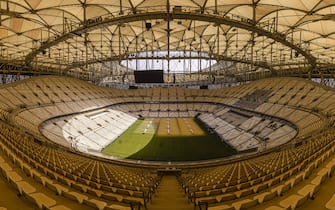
[149,175,193,210]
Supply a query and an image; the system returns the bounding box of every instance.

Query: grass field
[102,118,236,161]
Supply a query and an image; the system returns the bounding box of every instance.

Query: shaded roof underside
[1,0,335,79]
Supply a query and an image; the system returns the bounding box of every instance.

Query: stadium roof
[1,0,335,80]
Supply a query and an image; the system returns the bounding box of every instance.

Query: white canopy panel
[0,0,335,80]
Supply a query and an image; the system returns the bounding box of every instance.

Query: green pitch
[102,118,236,161]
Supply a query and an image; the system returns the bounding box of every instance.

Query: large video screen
[134,70,164,83]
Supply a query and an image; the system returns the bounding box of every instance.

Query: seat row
[178,128,335,209]
[0,121,160,209]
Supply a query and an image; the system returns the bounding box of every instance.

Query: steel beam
[64,53,274,74]
[25,11,317,68]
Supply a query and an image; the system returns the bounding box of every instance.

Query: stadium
[1,1,335,210]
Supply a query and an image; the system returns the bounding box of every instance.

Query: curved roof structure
[1,0,335,81]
